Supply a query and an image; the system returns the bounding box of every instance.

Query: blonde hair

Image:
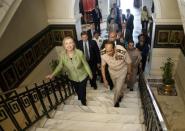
[62,36,76,48]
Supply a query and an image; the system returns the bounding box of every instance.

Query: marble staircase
[35,82,145,131]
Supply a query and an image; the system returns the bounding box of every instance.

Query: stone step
[85,91,140,99]
[66,99,141,108]
[52,111,143,124]
[72,93,140,103]
[37,119,145,131]
[58,105,143,117]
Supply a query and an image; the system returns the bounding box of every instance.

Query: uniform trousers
[110,68,127,105]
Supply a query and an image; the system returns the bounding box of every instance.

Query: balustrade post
[0,95,22,130]
[35,83,50,118]
[43,80,53,109]
[49,79,59,108]
[55,77,65,104]
[25,86,40,119]
[15,91,32,126]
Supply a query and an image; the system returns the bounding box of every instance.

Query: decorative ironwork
[139,73,168,131]
[0,75,75,131]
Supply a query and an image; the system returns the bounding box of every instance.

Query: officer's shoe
[130,88,133,91]
[81,101,87,106]
[118,96,123,102]
[110,86,114,90]
[93,86,97,90]
[114,102,120,107]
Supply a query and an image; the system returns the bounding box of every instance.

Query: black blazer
[77,40,101,64]
[126,14,134,30]
[91,8,102,22]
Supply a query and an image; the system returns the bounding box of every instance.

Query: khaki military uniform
[101,45,131,105]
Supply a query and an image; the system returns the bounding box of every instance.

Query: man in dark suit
[91,5,102,34]
[100,32,124,90]
[77,31,101,89]
[126,9,134,40]
[101,32,124,49]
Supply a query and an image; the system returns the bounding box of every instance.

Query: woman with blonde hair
[46,37,92,106]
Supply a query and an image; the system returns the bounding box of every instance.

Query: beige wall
[0,0,48,60]
[177,0,185,33]
[153,0,182,24]
[45,0,74,19]
[175,51,185,104]
[149,48,180,76]
[18,46,63,88]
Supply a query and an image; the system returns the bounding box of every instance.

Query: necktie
[96,9,99,18]
[127,14,129,19]
[84,42,90,60]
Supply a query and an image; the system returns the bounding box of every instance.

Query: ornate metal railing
[139,73,168,131]
[0,75,75,131]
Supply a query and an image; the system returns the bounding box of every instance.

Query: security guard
[101,41,132,107]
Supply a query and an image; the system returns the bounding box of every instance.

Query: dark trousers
[71,77,88,105]
[94,21,101,34]
[141,21,148,32]
[141,55,147,72]
[127,28,133,41]
[105,64,114,90]
[88,61,97,89]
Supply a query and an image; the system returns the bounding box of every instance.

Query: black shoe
[114,102,120,107]
[130,88,133,91]
[81,102,87,106]
[110,86,113,90]
[118,96,123,102]
[93,86,97,90]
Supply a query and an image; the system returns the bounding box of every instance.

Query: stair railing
[0,75,75,131]
[139,72,168,131]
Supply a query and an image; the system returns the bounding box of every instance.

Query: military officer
[101,41,132,107]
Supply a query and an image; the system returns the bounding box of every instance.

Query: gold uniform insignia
[100,50,106,55]
[116,49,126,55]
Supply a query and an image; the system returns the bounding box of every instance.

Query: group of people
[107,3,134,48]
[46,4,151,108]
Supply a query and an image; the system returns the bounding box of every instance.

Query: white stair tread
[74,96,141,104]
[39,119,145,131]
[59,105,142,116]
[53,111,143,123]
[66,99,141,108]
[35,80,145,131]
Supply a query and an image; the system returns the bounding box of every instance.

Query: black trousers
[71,77,88,105]
[105,64,114,90]
[141,20,148,32]
[94,21,101,34]
[88,61,97,88]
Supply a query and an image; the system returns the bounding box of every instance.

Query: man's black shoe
[114,102,120,107]
[93,86,97,90]
[82,102,87,106]
[130,88,133,91]
[110,86,113,90]
[118,96,123,102]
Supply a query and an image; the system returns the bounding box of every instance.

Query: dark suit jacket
[101,39,124,49]
[92,8,102,23]
[77,40,101,64]
[126,14,134,30]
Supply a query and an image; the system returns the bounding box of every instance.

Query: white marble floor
[34,81,145,131]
